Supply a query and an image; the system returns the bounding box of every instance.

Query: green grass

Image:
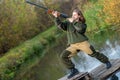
[0,26,64,80]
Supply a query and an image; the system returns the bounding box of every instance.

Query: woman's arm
[52,11,68,31]
[55,17,68,31]
[73,22,87,34]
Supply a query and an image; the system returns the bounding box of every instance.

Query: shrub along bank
[0,26,65,80]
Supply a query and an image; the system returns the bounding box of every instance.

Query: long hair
[73,8,86,23]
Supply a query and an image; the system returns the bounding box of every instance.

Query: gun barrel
[26,0,69,18]
[26,0,48,10]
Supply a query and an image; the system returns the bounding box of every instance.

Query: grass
[0,26,65,80]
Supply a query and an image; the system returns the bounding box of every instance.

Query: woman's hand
[67,17,76,23]
[67,18,74,23]
[52,11,59,18]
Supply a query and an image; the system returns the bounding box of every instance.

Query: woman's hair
[73,8,86,23]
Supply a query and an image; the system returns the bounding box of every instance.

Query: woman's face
[72,11,80,20]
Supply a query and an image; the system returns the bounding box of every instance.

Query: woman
[52,8,112,79]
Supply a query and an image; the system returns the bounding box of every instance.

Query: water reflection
[102,40,120,59]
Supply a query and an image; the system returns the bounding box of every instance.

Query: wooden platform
[58,72,90,80]
[58,59,120,80]
[90,59,120,80]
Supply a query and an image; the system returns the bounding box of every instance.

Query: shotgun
[26,0,69,18]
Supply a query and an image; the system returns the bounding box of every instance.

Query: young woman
[52,8,112,79]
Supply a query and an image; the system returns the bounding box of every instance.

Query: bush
[100,0,120,26]
[83,2,103,31]
[82,0,120,32]
[0,27,58,80]
[0,0,38,54]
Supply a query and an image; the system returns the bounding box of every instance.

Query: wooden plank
[58,59,120,80]
[90,59,120,80]
[58,72,89,80]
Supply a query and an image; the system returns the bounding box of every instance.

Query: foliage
[100,0,120,26]
[0,0,38,54]
[0,26,61,80]
[83,2,103,31]
[82,0,120,32]
[0,0,75,55]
